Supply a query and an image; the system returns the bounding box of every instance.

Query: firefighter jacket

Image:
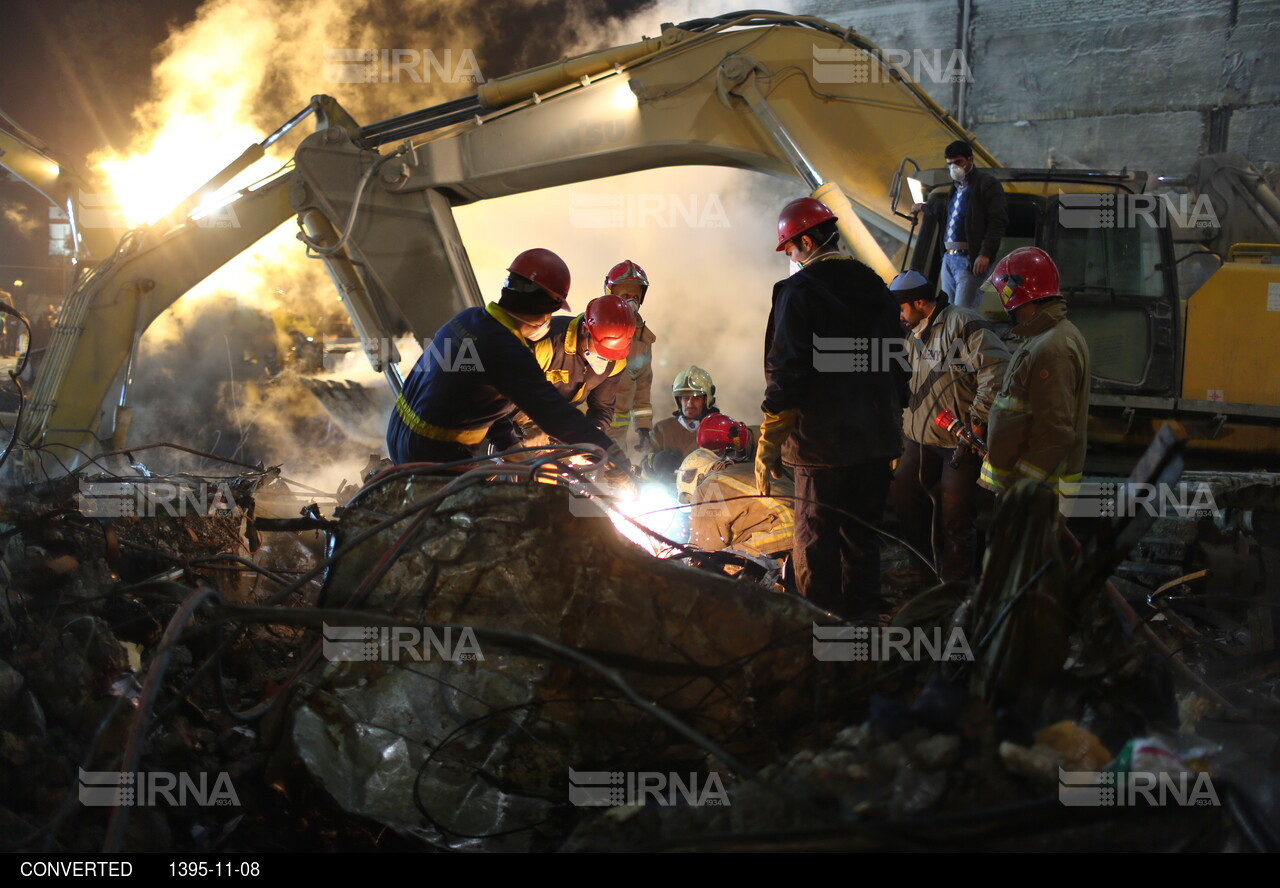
[689,461,795,557]
[763,255,907,467]
[512,314,626,435]
[611,312,657,432]
[641,409,721,481]
[980,300,1090,493]
[903,300,1010,446]
[387,302,616,463]
[649,413,698,459]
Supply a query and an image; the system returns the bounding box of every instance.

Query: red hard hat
[989,247,1060,312]
[582,295,636,361]
[604,259,649,300]
[776,198,837,251]
[696,413,750,456]
[507,248,571,309]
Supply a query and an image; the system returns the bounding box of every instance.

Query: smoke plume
[101,0,825,489]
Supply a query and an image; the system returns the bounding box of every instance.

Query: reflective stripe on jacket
[980,300,1090,493]
[689,461,795,557]
[387,302,615,463]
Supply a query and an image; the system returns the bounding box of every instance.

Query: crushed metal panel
[291,477,860,849]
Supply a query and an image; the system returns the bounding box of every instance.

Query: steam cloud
[1,200,40,237]
[103,0,820,490]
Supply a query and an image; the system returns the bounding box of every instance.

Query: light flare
[95,123,281,227]
[609,482,686,556]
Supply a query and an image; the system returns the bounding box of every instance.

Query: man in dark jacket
[916,140,1008,311]
[756,198,907,620]
[386,248,632,482]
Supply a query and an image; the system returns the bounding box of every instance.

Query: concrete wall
[803,0,1280,177]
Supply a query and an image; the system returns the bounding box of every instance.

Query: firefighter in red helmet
[503,294,637,446]
[603,260,658,453]
[758,198,907,621]
[679,413,795,561]
[387,248,633,485]
[979,247,1091,498]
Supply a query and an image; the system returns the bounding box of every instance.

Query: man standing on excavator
[756,198,906,621]
[914,140,1007,311]
[603,260,658,454]
[386,248,633,486]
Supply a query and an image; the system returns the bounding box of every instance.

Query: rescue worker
[504,294,636,447]
[603,260,658,453]
[386,248,633,484]
[979,247,1091,497]
[756,198,907,620]
[887,270,1009,583]
[643,365,719,483]
[681,413,795,560]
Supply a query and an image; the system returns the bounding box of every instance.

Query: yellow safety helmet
[671,365,715,408]
[675,447,730,504]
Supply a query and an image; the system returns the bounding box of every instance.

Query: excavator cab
[903,167,1182,400]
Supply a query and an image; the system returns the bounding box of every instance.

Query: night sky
[0,0,206,292]
[0,0,657,295]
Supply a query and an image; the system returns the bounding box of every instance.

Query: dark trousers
[888,440,980,582]
[792,460,892,619]
[387,416,476,466]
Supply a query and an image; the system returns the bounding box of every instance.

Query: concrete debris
[0,455,1275,852]
[292,475,864,850]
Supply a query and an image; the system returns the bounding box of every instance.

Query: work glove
[754,409,798,496]
[634,427,652,454]
[603,443,640,499]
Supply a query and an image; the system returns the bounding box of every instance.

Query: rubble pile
[294,470,868,850]
[0,457,1275,853]
[0,467,409,852]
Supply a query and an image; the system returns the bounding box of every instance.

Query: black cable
[202,603,790,800]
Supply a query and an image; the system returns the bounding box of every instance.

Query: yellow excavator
[1,10,1277,482]
[896,154,1280,467]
